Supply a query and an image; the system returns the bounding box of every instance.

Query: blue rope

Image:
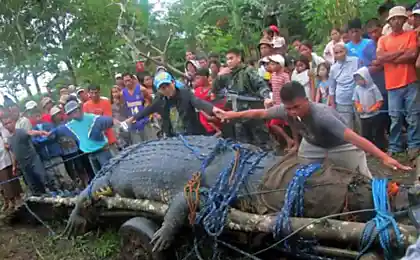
[357,178,404,260]
[272,163,322,240]
[196,144,267,237]
[178,135,207,160]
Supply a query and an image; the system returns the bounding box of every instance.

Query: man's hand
[216,111,240,122]
[39,131,50,137]
[218,67,231,76]
[112,118,120,125]
[264,98,274,108]
[124,117,134,124]
[212,107,225,116]
[382,156,412,171]
[285,144,299,155]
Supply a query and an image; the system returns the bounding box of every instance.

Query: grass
[0,224,120,260]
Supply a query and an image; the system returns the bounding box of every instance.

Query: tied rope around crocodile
[196,144,267,237]
[357,178,404,260]
[271,163,334,259]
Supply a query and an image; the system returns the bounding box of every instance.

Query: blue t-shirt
[345,39,376,67]
[317,80,329,104]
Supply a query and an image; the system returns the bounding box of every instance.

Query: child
[315,63,330,104]
[193,68,222,136]
[291,55,311,100]
[353,67,386,151]
[266,54,294,150]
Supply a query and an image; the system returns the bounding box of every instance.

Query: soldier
[212,48,273,148]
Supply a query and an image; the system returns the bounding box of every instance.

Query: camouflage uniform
[213,64,271,148]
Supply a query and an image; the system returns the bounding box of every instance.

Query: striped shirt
[270,72,290,105]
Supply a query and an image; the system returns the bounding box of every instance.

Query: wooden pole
[25,196,417,251]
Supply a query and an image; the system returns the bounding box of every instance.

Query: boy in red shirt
[193,68,222,136]
[266,54,294,150]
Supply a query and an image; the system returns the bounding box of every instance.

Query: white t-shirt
[292,69,311,100]
[0,123,12,170]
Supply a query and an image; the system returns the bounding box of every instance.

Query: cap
[268,54,285,67]
[40,97,53,108]
[50,106,61,116]
[260,57,270,63]
[155,66,167,74]
[269,25,280,34]
[387,6,408,21]
[25,100,38,111]
[272,36,285,48]
[115,73,122,79]
[413,8,420,15]
[154,72,174,89]
[258,37,273,47]
[64,100,80,114]
[76,88,85,95]
[68,85,76,92]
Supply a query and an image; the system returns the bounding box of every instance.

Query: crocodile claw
[62,211,87,238]
[151,224,173,252]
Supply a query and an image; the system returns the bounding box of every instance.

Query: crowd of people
[0,2,418,222]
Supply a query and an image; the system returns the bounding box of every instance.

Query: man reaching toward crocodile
[125,71,223,137]
[216,81,411,177]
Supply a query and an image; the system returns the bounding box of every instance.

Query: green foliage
[0,0,417,100]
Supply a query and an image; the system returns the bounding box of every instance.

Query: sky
[0,0,172,105]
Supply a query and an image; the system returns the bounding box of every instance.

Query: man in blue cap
[125,71,222,137]
[54,100,117,176]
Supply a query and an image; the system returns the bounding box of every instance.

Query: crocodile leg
[151,192,189,252]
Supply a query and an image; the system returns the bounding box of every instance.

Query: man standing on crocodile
[216,81,411,177]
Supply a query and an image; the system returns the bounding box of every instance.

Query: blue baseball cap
[154,72,174,89]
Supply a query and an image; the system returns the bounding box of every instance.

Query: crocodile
[63,135,411,252]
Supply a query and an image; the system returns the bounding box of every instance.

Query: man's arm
[189,91,214,115]
[129,98,162,123]
[376,37,403,63]
[219,105,287,121]
[393,48,418,64]
[394,32,418,64]
[319,110,410,170]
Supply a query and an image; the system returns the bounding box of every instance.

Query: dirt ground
[0,156,416,260]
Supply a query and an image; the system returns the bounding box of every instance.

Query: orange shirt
[83,98,117,145]
[377,31,417,90]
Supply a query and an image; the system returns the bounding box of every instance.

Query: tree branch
[110,1,183,76]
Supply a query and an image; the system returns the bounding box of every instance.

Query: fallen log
[26,196,418,251]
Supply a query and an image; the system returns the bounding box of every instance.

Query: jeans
[360,114,387,151]
[388,82,420,153]
[22,156,47,195]
[88,149,113,175]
